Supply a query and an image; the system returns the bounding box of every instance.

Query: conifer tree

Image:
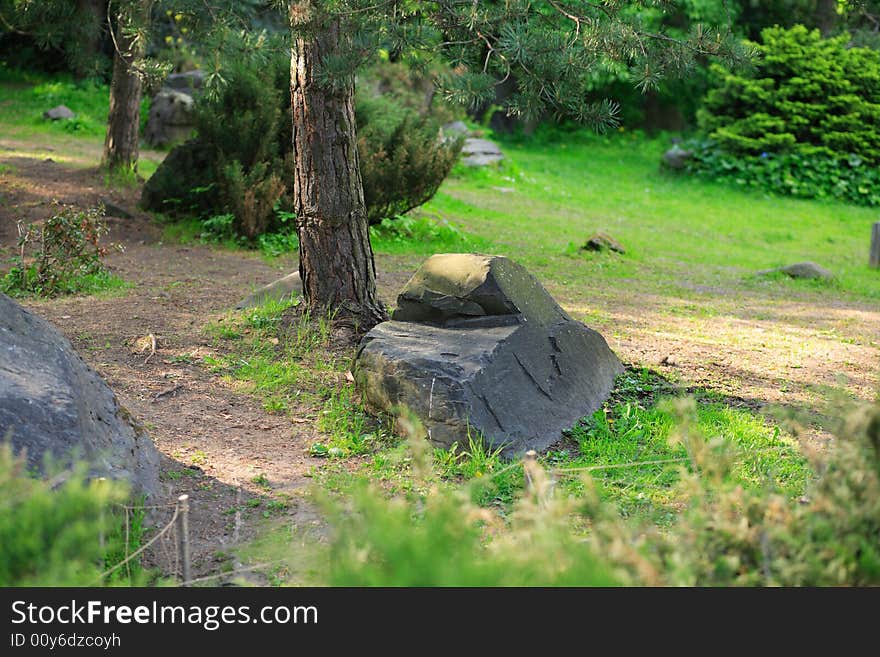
[284,1,744,326]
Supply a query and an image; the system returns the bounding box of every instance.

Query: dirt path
[1,158,334,581]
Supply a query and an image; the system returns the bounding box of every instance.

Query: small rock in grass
[235,271,302,309]
[582,232,625,254]
[100,198,133,219]
[662,145,693,170]
[757,261,834,281]
[43,105,76,121]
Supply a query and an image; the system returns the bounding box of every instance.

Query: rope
[550,457,690,475]
[183,561,286,586]
[95,504,179,584]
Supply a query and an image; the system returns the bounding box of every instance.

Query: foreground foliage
[323,399,879,586]
[0,443,146,586]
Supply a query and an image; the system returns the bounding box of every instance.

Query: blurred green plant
[0,442,148,586]
[687,25,880,206]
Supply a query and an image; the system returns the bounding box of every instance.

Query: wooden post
[523,450,537,492]
[97,477,107,552]
[870,222,880,269]
[177,494,191,585]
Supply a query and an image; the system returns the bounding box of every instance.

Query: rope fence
[97,494,191,586]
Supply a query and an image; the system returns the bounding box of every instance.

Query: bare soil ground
[0,155,415,582]
[2,151,878,581]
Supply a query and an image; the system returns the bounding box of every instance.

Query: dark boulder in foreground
[0,293,161,498]
[355,254,622,455]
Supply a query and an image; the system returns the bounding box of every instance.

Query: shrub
[1,204,124,297]
[698,26,880,161]
[687,25,880,205]
[0,442,145,586]
[141,53,462,239]
[358,95,462,224]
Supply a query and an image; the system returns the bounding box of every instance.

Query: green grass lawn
[0,65,161,176]
[414,127,879,303]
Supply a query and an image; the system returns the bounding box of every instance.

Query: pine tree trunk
[75,0,105,76]
[102,2,147,173]
[290,4,386,327]
[816,0,838,36]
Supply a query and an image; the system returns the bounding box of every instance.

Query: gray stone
[442,121,470,138]
[100,198,133,219]
[758,261,834,281]
[0,294,161,498]
[662,145,693,170]
[165,70,205,95]
[235,271,303,309]
[355,254,622,455]
[583,233,625,254]
[43,105,75,121]
[461,138,504,166]
[144,90,194,148]
[392,253,568,326]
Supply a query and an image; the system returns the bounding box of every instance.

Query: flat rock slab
[355,254,622,454]
[758,261,834,281]
[0,293,161,498]
[235,271,302,309]
[461,138,504,166]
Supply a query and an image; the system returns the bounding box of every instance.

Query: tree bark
[816,0,838,36]
[290,3,386,327]
[102,1,148,173]
[75,0,106,73]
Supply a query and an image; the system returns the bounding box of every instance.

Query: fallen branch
[143,333,157,364]
[153,384,183,402]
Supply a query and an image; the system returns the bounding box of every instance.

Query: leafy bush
[687,140,880,206]
[0,443,146,586]
[142,53,461,239]
[687,26,880,205]
[1,204,125,297]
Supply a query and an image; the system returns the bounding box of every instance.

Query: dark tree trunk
[75,0,105,73]
[290,3,386,327]
[102,2,147,172]
[816,0,838,36]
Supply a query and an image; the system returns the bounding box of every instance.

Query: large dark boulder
[0,294,161,498]
[355,254,622,455]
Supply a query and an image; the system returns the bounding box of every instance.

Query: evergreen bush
[141,54,461,238]
[687,25,880,205]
